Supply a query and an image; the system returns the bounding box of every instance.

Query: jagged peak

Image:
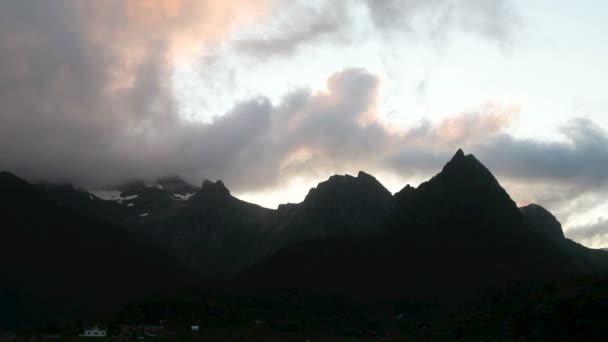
[407,149,521,223]
[357,170,373,179]
[304,171,391,202]
[201,179,230,195]
[440,149,494,180]
[454,148,465,159]
[446,148,474,165]
[397,184,415,193]
[393,183,416,203]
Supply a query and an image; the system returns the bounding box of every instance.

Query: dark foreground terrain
[9,273,608,341]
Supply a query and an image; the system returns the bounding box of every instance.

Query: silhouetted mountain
[259,171,393,260]
[127,172,395,277]
[39,183,130,223]
[0,172,194,328]
[520,203,608,272]
[520,203,565,243]
[239,150,589,301]
[40,176,200,228]
[387,148,525,231]
[5,149,608,330]
[392,183,416,208]
[142,179,274,277]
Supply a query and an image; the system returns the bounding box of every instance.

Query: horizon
[1,0,607,248]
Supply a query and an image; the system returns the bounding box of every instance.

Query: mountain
[141,179,274,277]
[258,171,394,261]
[0,172,195,328]
[238,150,592,301]
[520,203,565,243]
[6,148,608,329]
[40,176,200,228]
[52,171,396,278]
[520,203,608,272]
[386,149,525,231]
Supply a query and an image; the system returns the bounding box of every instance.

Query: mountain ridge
[237,149,603,300]
[3,149,608,328]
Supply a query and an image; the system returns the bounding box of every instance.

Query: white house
[191,325,199,332]
[80,326,107,337]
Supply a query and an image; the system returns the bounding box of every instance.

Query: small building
[190,325,199,332]
[80,326,107,337]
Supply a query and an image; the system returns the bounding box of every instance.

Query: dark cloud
[0,0,265,186]
[475,118,608,191]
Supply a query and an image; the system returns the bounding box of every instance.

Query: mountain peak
[441,149,492,181]
[454,148,465,159]
[357,170,373,179]
[520,203,565,242]
[447,148,471,163]
[305,171,391,201]
[201,179,230,195]
[389,148,523,231]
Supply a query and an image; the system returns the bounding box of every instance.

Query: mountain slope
[40,176,200,228]
[259,171,393,259]
[520,203,608,272]
[238,150,588,301]
[0,172,194,328]
[143,179,274,277]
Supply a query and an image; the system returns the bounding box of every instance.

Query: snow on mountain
[89,190,138,203]
[172,192,197,201]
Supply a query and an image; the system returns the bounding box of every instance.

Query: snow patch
[139,213,149,217]
[89,190,138,203]
[173,192,196,201]
[127,203,134,207]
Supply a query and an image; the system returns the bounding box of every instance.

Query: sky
[0,0,607,248]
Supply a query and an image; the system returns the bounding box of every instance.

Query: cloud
[0,0,269,185]
[231,0,521,59]
[567,218,608,249]
[363,0,521,46]
[234,1,351,58]
[434,102,519,144]
[382,101,520,176]
[475,118,608,191]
